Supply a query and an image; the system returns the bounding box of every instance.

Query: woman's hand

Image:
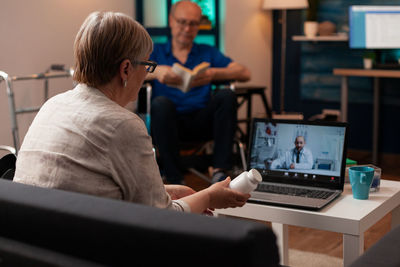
[165,184,196,200]
[205,178,250,209]
[179,177,250,214]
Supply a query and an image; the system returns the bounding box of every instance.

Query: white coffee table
[215,179,400,266]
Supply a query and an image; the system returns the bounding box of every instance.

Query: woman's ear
[119,59,131,82]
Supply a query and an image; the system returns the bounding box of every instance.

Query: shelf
[292,34,348,42]
[199,24,212,30]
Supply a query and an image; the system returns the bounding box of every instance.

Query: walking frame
[1,69,247,181]
[0,65,74,154]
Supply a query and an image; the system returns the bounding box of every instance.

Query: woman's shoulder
[98,104,145,131]
[50,85,146,134]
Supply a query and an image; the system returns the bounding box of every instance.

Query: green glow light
[172,0,215,27]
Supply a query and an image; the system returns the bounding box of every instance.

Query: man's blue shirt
[149,41,232,113]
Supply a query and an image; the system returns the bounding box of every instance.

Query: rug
[289,249,343,267]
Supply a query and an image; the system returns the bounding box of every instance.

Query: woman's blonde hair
[73,11,153,88]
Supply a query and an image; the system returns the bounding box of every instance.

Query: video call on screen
[249,122,346,184]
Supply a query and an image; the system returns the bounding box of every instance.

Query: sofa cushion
[0,180,279,266]
[0,236,103,267]
[350,224,400,267]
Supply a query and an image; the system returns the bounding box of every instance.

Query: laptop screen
[248,119,348,190]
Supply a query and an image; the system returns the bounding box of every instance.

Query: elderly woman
[14,11,249,213]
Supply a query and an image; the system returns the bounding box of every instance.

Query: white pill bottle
[229,169,262,194]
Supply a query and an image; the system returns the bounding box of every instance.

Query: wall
[0,0,273,150]
[282,0,400,154]
[0,0,134,150]
[225,0,273,119]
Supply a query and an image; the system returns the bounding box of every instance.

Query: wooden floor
[183,149,400,259]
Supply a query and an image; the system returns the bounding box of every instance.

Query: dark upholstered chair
[136,82,247,183]
[349,224,400,267]
[0,236,102,267]
[0,153,16,180]
[0,179,280,267]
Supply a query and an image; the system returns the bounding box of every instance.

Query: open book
[171,62,210,93]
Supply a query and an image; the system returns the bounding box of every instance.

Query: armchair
[135,81,247,183]
[0,145,16,180]
[0,179,280,266]
[349,224,400,267]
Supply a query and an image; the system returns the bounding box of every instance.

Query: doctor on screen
[270,136,313,170]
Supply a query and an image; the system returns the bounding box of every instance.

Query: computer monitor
[248,119,348,189]
[349,5,400,49]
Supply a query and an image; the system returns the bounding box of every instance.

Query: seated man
[270,136,313,170]
[146,1,250,184]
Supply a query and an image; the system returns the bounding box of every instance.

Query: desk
[333,68,400,164]
[215,179,400,266]
[234,86,272,142]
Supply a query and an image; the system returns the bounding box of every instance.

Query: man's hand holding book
[171,62,210,93]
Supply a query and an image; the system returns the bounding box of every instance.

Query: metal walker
[0,65,73,154]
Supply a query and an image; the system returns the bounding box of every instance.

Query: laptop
[247,118,348,210]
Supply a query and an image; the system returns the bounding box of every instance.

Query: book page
[171,62,210,93]
[193,62,210,75]
[171,63,193,92]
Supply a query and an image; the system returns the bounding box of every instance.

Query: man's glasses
[173,16,200,28]
[133,60,157,73]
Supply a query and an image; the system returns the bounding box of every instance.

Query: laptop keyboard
[256,184,334,199]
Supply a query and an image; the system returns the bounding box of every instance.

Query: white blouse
[14,84,189,212]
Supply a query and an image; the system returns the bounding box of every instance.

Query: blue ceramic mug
[349,166,375,200]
